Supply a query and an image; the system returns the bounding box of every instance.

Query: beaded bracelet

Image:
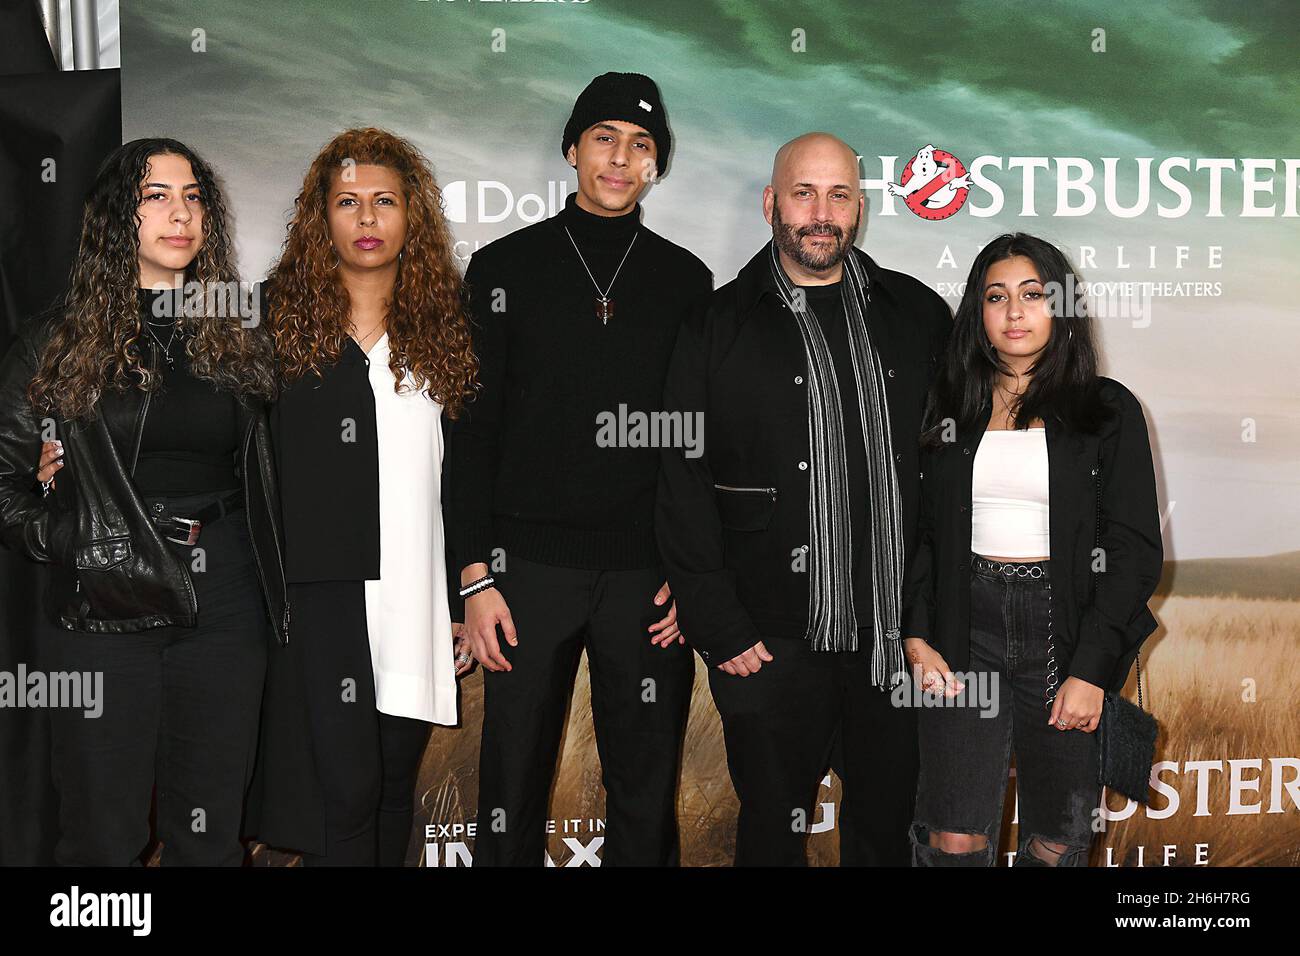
[458,575,496,599]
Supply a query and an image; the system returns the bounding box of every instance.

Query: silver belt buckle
[167,518,202,546]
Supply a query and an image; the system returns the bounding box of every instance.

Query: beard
[771,201,860,272]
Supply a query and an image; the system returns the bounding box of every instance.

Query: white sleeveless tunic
[363,334,457,725]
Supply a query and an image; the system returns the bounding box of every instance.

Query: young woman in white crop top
[900,233,1163,868]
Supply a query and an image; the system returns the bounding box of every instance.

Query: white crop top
[970,428,1050,558]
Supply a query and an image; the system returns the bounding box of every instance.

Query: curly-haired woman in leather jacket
[0,138,286,866]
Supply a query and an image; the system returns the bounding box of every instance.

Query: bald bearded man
[656,133,950,865]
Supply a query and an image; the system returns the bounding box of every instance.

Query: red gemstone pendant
[596,296,614,325]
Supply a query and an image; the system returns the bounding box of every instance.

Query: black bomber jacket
[0,311,290,641]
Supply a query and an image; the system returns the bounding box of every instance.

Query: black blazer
[902,378,1163,691]
[271,336,381,583]
[656,242,951,666]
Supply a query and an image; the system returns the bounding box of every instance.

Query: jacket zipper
[127,343,156,475]
[713,483,778,499]
[262,424,291,643]
[242,421,290,644]
[148,340,197,618]
[122,339,197,620]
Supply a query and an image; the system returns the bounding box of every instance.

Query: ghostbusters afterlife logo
[888,144,972,220]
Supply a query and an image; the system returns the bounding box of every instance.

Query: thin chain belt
[970,552,1058,710]
[970,554,1051,579]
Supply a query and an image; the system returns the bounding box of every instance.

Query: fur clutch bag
[1091,459,1158,804]
[1099,679,1158,804]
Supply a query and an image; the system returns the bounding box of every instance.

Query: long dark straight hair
[920,232,1109,449]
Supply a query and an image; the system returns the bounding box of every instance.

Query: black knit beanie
[561,72,671,178]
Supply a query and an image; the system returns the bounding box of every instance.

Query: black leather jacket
[0,312,290,641]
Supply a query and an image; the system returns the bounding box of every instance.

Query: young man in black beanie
[447,72,712,866]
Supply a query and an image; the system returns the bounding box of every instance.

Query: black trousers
[474,556,694,866]
[707,634,918,866]
[290,580,433,867]
[39,492,268,866]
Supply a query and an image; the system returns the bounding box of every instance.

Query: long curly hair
[29,138,277,419]
[267,127,477,417]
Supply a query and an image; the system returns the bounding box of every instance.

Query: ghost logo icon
[888,144,972,221]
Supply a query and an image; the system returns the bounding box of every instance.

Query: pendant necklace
[144,320,180,368]
[564,225,637,326]
[353,323,385,355]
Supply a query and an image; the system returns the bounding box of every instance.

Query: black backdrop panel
[0,63,121,864]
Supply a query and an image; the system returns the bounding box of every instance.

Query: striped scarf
[768,242,905,689]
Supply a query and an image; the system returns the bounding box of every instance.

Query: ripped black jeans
[911,557,1102,867]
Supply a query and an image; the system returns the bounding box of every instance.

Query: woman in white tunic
[365,332,459,727]
[246,128,478,866]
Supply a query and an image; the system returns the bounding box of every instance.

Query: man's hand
[648,581,684,647]
[1048,676,1104,732]
[904,637,964,697]
[462,563,516,673]
[718,641,773,677]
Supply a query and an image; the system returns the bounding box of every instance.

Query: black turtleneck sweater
[447,192,712,571]
[133,288,240,495]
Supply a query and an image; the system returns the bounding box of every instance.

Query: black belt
[151,491,244,546]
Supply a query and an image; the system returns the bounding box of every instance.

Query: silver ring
[1056,718,1068,729]
[455,653,471,665]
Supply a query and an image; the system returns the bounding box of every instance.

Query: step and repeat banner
[117,0,1298,866]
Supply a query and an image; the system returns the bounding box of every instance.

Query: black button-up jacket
[655,242,951,666]
[902,379,1163,691]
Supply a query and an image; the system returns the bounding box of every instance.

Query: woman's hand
[1048,676,1104,732]
[718,640,773,676]
[904,637,964,697]
[37,440,63,488]
[452,622,475,677]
